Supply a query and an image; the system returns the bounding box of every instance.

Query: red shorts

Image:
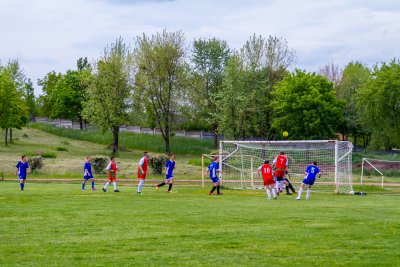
[263,177,275,186]
[108,175,116,182]
[274,169,285,179]
[138,170,146,179]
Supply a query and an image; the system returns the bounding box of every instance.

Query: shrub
[56,147,68,152]
[60,140,70,145]
[22,133,29,138]
[92,156,109,174]
[28,156,43,172]
[41,152,57,158]
[148,154,168,175]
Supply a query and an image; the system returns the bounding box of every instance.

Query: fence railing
[33,117,216,140]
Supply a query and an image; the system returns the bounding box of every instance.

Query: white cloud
[0,0,399,94]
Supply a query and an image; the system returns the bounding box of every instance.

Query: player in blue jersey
[155,154,176,193]
[15,155,30,191]
[204,156,224,195]
[82,156,96,191]
[296,161,321,200]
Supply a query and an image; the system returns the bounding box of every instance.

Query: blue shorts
[84,175,94,180]
[302,177,315,186]
[18,176,26,180]
[210,177,219,183]
[166,175,174,180]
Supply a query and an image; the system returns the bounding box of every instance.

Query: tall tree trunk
[9,128,12,143]
[213,124,218,149]
[5,128,8,146]
[111,126,119,156]
[79,117,83,131]
[353,134,357,150]
[165,126,171,155]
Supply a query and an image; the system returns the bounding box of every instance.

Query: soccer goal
[360,158,400,188]
[215,140,353,194]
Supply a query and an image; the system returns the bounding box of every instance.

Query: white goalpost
[361,158,400,188]
[208,140,354,194]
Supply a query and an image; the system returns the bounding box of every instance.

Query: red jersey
[261,164,273,179]
[138,156,149,179]
[275,155,287,170]
[107,162,117,180]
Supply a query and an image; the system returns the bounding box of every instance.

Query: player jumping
[156,153,176,193]
[82,156,96,191]
[15,155,30,191]
[204,156,224,195]
[102,157,120,192]
[296,161,321,200]
[137,152,149,195]
[257,160,277,200]
[273,151,288,194]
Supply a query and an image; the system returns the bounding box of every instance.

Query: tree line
[1,30,400,153]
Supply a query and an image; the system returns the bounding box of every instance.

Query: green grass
[30,123,214,155]
[0,182,399,266]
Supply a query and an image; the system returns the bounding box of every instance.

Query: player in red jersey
[273,151,288,194]
[257,160,277,200]
[137,152,149,194]
[102,156,120,192]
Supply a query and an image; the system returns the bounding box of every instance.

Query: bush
[92,156,109,174]
[28,156,43,172]
[41,152,57,158]
[22,133,29,138]
[148,154,168,175]
[56,147,68,152]
[60,140,70,145]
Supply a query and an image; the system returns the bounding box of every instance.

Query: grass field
[0,182,399,266]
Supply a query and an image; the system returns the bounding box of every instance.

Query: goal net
[360,158,400,189]
[217,140,353,194]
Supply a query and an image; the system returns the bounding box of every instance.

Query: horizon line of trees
[1,30,400,154]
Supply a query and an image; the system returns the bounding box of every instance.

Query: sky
[1,0,399,95]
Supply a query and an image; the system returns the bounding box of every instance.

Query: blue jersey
[305,165,320,180]
[208,162,219,179]
[16,161,29,179]
[83,162,93,178]
[165,160,175,178]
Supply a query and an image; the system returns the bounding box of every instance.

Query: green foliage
[356,59,400,149]
[27,156,43,172]
[41,152,57,158]
[60,140,70,145]
[187,158,203,166]
[148,154,168,175]
[37,71,63,117]
[22,133,29,138]
[272,70,344,139]
[91,155,109,174]
[31,123,213,155]
[56,147,68,152]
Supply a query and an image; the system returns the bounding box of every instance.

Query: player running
[15,155,30,191]
[102,157,120,192]
[296,161,321,200]
[156,154,176,193]
[137,152,149,195]
[273,151,288,194]
[257,160,277,200]
[82,156,96,191]
[204,156,224,195]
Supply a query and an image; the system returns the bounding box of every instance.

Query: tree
[37,71,63,117]
[272,70,343,140]
[25,79,36,120]
[318,62,342,88]
[356,60,400,149]
[83,37,133,155]
[190,38,230,147]
[134,30,187,155]
[337,62,371,146]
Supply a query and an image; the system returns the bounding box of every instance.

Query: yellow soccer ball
[282,131,289,137]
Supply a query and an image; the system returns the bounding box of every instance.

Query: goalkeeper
[283,170,296,195]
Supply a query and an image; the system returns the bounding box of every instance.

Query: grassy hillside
[0,128,203,180]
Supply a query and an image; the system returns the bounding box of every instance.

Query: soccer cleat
[114,189,120,192]
[287,192,292,195]
[82,189,85,191]
[273,196,277,200]
[102,188,106,192]
[296,197,301,200]
[155,185,159,191]
[167,190,171,193]
[267,197,271,200]
[306,197,309,200]
[92,188,97,191]
[217,193,223,195]
[209,192,214,195]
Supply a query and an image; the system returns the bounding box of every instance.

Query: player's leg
[19,178,25,191]
[271,184,277,199]
[284,180,292,195]
[102,179,111,192]
[286,179,296,193]
[137,178,145,193]
[209,178,218,195]
[82,178,86,191]
[216,181,223,195]
[91,178,96,190]
[296,183,305,200]
[306,185,312,200]
[265,185,271,200]
[112,178,119,192]
[167,178,174,192]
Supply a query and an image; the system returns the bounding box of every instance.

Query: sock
[275,182,280,191]
[113,182,117,190]
[82,182,85,190]
[22,183,24,190]
[272,188,277,198]
[280,181,284,190]
[210,186,216,193]
[217,185,220,194]
[289,182,296,193]
[168,183,173,191]
[266,187,271,199]
[306,189,311,200]
[20,183,24,191]
[104,182,110,189]
[137,179,145,192]
[158,182,166,187]
[286,184,290,194]
[91,181,95,189]
[298,187,303,198]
